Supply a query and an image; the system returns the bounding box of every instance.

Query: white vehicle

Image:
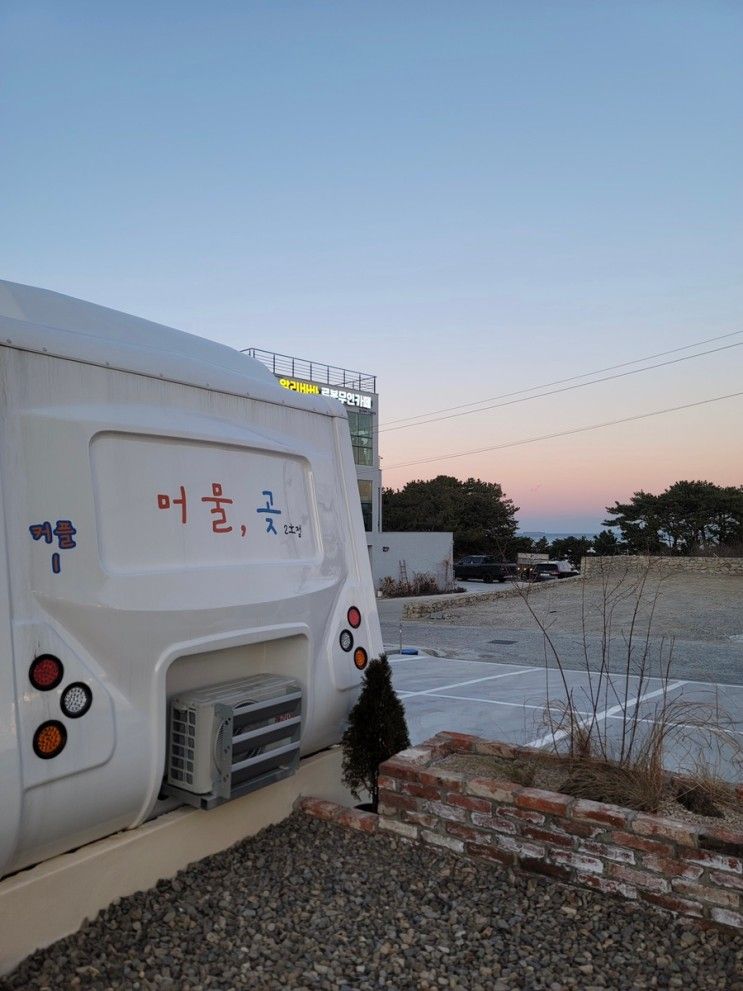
[0,280,382,877]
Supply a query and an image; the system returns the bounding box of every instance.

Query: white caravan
[0,280,382,877]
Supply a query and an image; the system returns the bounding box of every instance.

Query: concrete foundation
[0,747,351,976]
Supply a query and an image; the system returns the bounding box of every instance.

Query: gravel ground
[431,575,743,644]
[4,813,742,991]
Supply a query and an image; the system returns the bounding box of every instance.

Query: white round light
[61,682,92,718]
[339,630,354,652]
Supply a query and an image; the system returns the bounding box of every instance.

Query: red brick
[402,810,440,831]
[497,807,545,826]
[609,864,670,893]
[445,821,490,844]
[583,875,638,900]
[380,759,421,783]
[378,818,417,840]
[572,799,632,829]
[639,891,703,917]
[446,792,492,814]
[466,777,523,802]
[471,740,522,758]
[709,870,743,891]
[633,814,697,847]
[610,830,674,857]
[519,857,572,883]
[335,808,379,833]
[551,850,604,874]
[421,829,464,853]
[419,734,456,760]
[417,768,465,792]
[467,842,515,866]
[496,834,546,859]
[378,791,418,815]
[555,817,602,840]
[516,788,573,816]
[400,781,441,801]
[672,880,740,909]
[710,907,743,929]
[434,731,479,751]
[582,841,635,865]
[643,855,703,880]
[376,774,397,792]
[298,798,340,821]
[425,799,466,822]
[395,746,436,764]
[471,811,517,835]
[697,827,743,858]
[678,847,743,874]
[522,826,574,849]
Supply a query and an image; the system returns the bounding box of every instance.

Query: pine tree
[341,655,411,812]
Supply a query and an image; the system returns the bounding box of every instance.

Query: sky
[1,1,741,533]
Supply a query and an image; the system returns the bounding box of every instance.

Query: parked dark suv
[454,555,517,583]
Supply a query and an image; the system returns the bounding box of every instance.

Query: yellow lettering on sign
[278,378,320,395]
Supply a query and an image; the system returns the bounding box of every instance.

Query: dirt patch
[438,751,743,831]
[430,574,743,643]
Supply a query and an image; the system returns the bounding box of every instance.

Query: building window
[347,409,373,467]
[358,479,373,532]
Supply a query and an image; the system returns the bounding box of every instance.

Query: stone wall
[581,555,743,577]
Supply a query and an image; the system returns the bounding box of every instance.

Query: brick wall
[372,733,743,931]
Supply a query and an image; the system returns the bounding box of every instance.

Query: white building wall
[368,532,453,590]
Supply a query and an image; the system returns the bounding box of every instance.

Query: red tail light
[347,606,361,629]
[29,655,64,691]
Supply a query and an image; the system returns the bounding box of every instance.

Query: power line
[380,329,743,430]
[379,339,743,434]
[385,390,743,471]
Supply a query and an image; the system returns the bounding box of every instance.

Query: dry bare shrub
[516,558,742,814]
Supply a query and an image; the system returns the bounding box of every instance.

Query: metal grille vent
[168,707,196,785]
[164,674,302,810]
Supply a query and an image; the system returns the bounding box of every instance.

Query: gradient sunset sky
[2,2,741,532]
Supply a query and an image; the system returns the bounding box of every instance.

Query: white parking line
[397,667,536,699]
[426,692,593,714]
[526,680,688,749]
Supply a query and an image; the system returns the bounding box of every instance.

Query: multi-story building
[245,348,452,592]
[243,349,381,535]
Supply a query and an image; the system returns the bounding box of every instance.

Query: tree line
[382,476,743,561]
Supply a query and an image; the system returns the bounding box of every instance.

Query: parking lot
[379,572,743,779]
[388,651,743,780]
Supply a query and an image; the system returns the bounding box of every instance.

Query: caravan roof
[0,280,340,416]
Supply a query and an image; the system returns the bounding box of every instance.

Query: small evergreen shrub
[341,654,411,812]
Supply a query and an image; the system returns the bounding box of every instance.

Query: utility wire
[379,340,743,434]
[381,329,743,430]
[385,390,743,471]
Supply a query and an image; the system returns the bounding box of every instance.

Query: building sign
[278,378,320,396]
[278,377,373,410]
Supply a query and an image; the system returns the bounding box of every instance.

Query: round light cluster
[29,654,94,759]
[341,606,368,666]
[61,682,93,718]
[29,654,64,691]
[33,720,67,759]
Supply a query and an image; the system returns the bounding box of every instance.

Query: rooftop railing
[243,348,376,393]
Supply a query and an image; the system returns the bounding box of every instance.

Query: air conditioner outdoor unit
[163,673,302,810]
